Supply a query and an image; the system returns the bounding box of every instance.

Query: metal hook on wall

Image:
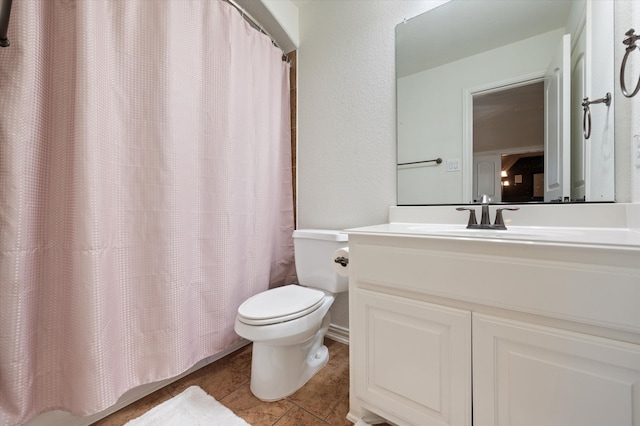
[621,28,640,98]
[582,93,611,140]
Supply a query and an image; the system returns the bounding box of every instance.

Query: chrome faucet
[456,194,519,230]
[479,194,491,226]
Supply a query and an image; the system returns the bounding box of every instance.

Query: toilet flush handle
[334,256,349,267]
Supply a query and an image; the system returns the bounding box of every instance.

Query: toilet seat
[237,285,326,326]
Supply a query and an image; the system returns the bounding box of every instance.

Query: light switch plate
[446,159,460,172]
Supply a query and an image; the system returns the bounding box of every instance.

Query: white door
[544,33,571,202]
[585,0,615,201]
[473,154,501,203]
[570,16,587,201]
[570,0,615,202]
[473,314,640,426]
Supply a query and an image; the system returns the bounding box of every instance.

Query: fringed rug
[125,385,250,426]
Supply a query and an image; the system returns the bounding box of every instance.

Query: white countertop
[346,222,640,251]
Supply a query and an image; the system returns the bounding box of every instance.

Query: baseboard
[347,409,394,426]
[326,323,349,345]
[24,340,250,426]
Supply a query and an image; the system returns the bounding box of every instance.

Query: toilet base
[249,314,331,401]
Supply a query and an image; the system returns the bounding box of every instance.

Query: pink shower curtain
[0,1,294,424]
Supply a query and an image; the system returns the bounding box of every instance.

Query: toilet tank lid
[293,229,348,242]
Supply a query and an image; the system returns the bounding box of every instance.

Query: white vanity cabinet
[352,289,471,426]
[473,314,640,426]
[347,229,640,426]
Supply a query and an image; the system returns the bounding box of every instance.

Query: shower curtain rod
[224,0,290,60]
[0,0,12,47]
[0,0,284,54]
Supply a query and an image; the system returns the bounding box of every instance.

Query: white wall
[297,0,446,329]
[297,0,448,230]
[615,0,640,202]
[235,0,299,53]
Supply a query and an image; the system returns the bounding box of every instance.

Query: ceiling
[473,81,544,154]
[396,0,572,78]
[290,0,310,8]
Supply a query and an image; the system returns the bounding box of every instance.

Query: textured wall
[297,1,447,231]
[615,0,640,202]
[296,1,446,329]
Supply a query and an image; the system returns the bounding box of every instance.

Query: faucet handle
[493,207,520,229]
[456,207,478,228]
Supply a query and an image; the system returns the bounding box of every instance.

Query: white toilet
[234,229,348,401]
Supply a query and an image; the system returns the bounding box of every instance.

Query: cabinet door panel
[473,314,640,426]
[353,289,471,426]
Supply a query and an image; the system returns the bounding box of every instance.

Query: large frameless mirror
[396,0,615,205]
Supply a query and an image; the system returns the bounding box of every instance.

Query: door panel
[353,289,471,426]
[473,154,501,202]
[473,314,640,426]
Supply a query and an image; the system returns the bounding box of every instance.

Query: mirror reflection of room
[396,0,615,205]
[472,81,544,203]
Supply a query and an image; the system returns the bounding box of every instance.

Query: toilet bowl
[234,229,348,401]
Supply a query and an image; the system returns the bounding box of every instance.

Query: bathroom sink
[405,225,576,240]
[348,223,640,250]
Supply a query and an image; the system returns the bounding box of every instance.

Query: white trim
[326,324,350,345]
[346,410,389,425]
[474,145,544,157]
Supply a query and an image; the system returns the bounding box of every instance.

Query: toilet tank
[293,229,348,294]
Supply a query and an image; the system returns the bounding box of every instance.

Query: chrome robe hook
[582,93,611,140]
[621,29,640,98]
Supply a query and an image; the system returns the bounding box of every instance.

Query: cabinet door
[352,289,471,426]
[473,314,640,426]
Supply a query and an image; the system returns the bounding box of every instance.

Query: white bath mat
[125,385,250,426]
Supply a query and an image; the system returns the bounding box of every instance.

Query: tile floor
[92,338,358,426]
